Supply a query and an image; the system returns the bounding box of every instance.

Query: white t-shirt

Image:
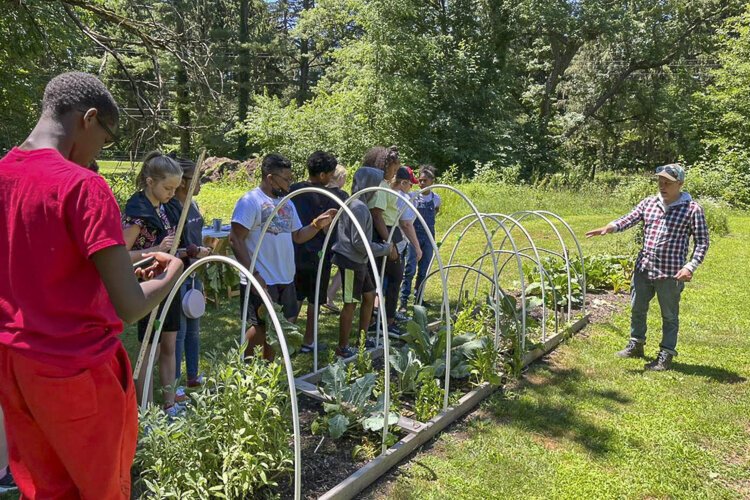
[231,187,302,285]
[396,192,416,222]
[395,192,416,253]
[411,191,442,210]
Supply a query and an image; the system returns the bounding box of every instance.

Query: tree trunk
[297,0,312,106]
[538,36,580,137]
[237,0,250,158]
[174,1,191,156]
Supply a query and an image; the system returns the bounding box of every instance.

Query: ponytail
[135,151,183,190]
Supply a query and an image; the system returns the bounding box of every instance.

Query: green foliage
[314,359,399,440]
[614,175,657,208]
[524,258,584,310]
[414,373,445,422]
[693,7,750,208]
[348,330,374,381]
[469,339,502,387]
[689,153,750,209]
[698,198,730,237]
[197,262,241,305]
[581,255,634,294]
[133,347,292,498]
[3,0,748,203]
[101,172,137,210]
[403,305,491,380]
[389,345,427,395]
[261,304,305,356]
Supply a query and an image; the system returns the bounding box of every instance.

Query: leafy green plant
[313,359,399,440]
[523,257,584,309]
[348,329,374,382]
[403,305,491,380]
[389,345,426,395]
[698,197,730,237]
[453,300,491,338]
[133,347,292,498]
[415,373,445,422]
[261,304,304,356]
[469,338,503,387]
[571,254,634,293]
[197,262,241,305]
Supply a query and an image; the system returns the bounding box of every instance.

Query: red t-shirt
[0,147,125,369]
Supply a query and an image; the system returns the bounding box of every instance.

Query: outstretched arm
[292,208,337,244]
[586,200,645,238]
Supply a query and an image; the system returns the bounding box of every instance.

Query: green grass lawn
[4,179,740,498]
[98,159,138,174]
[369,216,750,499]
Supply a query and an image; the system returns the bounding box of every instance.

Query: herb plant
[313,359,399,440]
[134,347,292,498]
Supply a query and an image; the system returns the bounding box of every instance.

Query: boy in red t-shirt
[0,72,184,499]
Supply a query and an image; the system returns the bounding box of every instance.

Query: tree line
[2,0,749,204]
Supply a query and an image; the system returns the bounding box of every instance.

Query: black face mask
[270,176,289,198]
[271,185,288,198]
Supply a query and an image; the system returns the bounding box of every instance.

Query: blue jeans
[176,277,202,381]
[400,233,434,306]
[630,270,684,355]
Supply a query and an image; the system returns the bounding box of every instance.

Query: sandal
[321,302,340,314]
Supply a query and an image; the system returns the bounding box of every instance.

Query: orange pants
[0,343,137,499]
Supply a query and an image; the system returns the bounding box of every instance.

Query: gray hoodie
[332,167,392,263]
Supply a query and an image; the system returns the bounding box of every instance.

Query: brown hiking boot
[616,339,645,358]
[645,350,673,371]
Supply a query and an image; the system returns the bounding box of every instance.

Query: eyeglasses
[272,173,295,184]
[95,115,119,149]
[78,109,118,149]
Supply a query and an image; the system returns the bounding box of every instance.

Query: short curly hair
[42,72,119,124]
[261,153,292,176]
[306,150,338,177]
[362,145,399,171]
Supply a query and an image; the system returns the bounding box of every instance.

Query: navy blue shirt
[289,181,348,267]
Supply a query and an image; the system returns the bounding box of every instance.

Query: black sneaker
[645,350,673,371]
[395,310,410,323]
[0,467,17,494]
[616,339,645,358]
[335,345,357,358]
[387,324,407,340]
[299,342,328,354]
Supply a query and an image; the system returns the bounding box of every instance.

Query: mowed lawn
[370,216,750,499]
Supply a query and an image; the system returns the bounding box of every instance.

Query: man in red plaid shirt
[587,164,709,371]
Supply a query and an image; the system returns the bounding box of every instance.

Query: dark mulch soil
[585,289,630,325]
[275,395,370,499]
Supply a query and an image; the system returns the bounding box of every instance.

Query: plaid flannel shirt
[611,194,709,279]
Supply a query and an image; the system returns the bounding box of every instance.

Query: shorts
[333,253,375,304]
[239,282,299,327]
[295,260,332,304]
[137,292,182,343]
